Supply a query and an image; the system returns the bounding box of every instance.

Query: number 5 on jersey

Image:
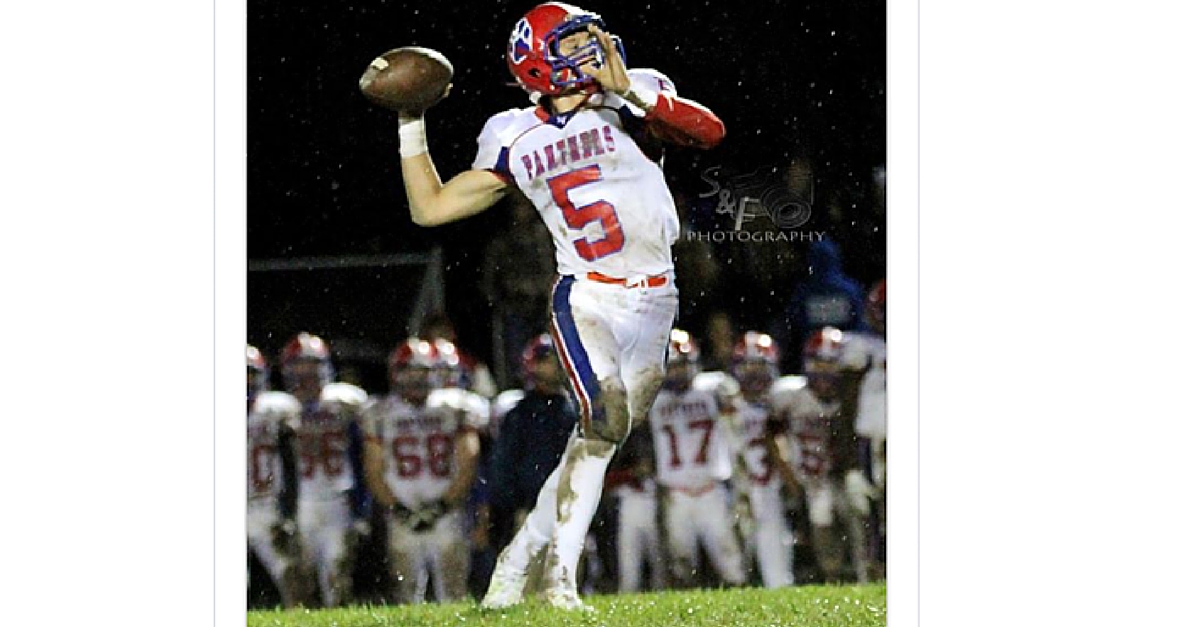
[548,164,625,261]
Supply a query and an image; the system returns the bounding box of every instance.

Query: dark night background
[249,0,885,389]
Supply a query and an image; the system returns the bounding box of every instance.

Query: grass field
[247,583,886,627]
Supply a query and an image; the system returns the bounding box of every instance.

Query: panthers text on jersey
[473,68,682,281]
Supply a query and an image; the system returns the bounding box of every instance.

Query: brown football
[358,47,454,115]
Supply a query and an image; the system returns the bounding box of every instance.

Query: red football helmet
[866,279,886,332]
[388,337,440,374]
[732,331,780,366]
[388,337,440,398]
[507,2,625,98]
[803,326,846,368]
[279,332,334,389]
[731,331,779,397]
[432,338,471,389]
[667,329,699,364]
[247,344,268,399]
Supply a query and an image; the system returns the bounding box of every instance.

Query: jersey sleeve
[471,109,523,183]
[622,68,725,149]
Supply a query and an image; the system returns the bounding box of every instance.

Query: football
[358,47,454,115]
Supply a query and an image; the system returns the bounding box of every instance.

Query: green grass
[247,584,886,627]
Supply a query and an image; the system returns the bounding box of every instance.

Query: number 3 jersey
[472,69,680,280]
[649,386,733,491]
[362,388,487,508]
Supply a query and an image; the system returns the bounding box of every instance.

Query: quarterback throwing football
[393,2,725,610]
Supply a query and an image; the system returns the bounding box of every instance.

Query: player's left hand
[579,25,630,95]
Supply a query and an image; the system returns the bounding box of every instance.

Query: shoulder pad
[769,375,808,411]
[491,389,526,421]
[320,382,368,408]
[252,391,302,418]
[479,108,536,146]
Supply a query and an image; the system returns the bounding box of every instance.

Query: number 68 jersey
[472,69,680,280]
[362,388,486,508]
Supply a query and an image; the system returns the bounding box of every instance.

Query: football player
[649,330,745,588]
[718,332,796,590]
[362,338,482,603]
[388,1,726,610]
[606,418,662,593]
[246,345,306,607]
[769,327,871,583]
[840,280,886,575]
[280,332,371,607]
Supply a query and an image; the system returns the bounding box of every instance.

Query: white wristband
[397,115,428,158]
[622,83,661,113]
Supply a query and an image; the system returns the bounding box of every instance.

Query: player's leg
[834,477,872,584]
[318,501,355,607]
[481,455,566,608]
[663,491,701,587]
[248,508,304,607]
[539,278,627,608]
[431,511,470,602]
[697,486,747,586]
[617,496,642,592]
[752,485,795,589]
[386,518,422,604]
[806,478,844,583]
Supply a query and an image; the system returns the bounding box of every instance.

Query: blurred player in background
[841,280,886,576]
[650,330,745,588]
[720,332,796,589]
[246,345,305,607]
[605,417,662,593]
[770,327,871,583]
[390,1,725,610]
[363,338,483,603]
[280,332,371,607]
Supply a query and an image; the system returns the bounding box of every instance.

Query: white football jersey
[726,398,779,488]
[472,69,680,280]
[247,391,301,505]
[296,382,367,501]
[363,392,475,508]
[650,386,733,490]
[771,377,841,479]
[841,330,887,439]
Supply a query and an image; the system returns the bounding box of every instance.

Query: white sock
[494,462,563,575]
[544,436,617,591]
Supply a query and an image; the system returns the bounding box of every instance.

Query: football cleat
[480,561,527,610]
[541,585,593,612]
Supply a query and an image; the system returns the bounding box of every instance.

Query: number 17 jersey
[472,69,680,280]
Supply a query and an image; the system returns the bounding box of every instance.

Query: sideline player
[246,345,305,607]
[362,338,482,603]
[390,2,725,610]
[769,327,871,583]
[650,330,745,588]
[280,332,371,607]
[841,280,886,574]
[720,332,796,589]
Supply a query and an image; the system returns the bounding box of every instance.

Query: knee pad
[586,378,631,444]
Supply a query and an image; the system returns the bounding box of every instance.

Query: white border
[216,0,247,623]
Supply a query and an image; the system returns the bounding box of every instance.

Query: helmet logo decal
[509,18,533,64]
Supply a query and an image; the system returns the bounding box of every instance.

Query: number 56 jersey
[472,69,680,280]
